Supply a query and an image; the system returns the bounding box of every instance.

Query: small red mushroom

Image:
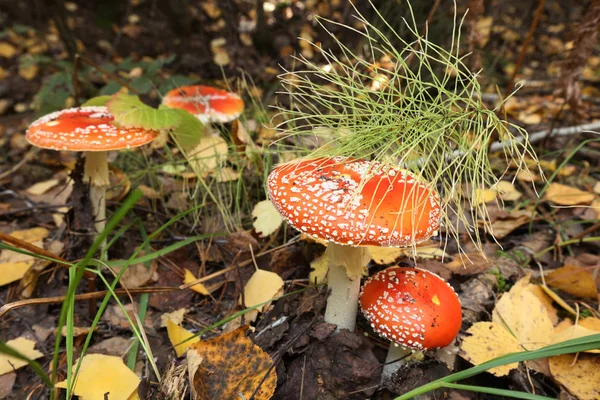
[26,106,159,238]
[161,85,244,124]
[267,157,441,331]
[360,266,462,379]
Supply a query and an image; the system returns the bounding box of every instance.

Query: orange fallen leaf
[188,326,276,400]
[545,265,598,299]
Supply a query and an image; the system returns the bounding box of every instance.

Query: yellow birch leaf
[527,285,559,325]
[543,183,595,205]
[252,200,283,237]
[5,227,49,243]
[540,285,577,315]
[474,188,497,205]
[244,269,284,311]
[550,354,600,400]
[18,64,38,80]
[367,247,402,265]
[460,322,521,377]
[580,317,600,331]
[25,179,60,195]
[309,253,328,285]
[0,261,34,286]
[551,324,600,354]
[188,326,276,400]
[492,275,553,351]
[183,269,210,296]
[187,135,228,173]
[0,43,17,58]
[160,308,186,328]
[495,181,522,202]
[55,354,139,400]
[0,337,43,375]
[545,265,599,299]
[167,320,199,357]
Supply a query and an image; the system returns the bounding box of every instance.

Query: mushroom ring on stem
[267,157,441,331]
[26,106,159,239]
[161,85,244,124]
[360,266,462,380]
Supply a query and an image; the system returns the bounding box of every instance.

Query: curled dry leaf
[55,354,140,400]
[543,183,595,206]
[0,337,43,375]
[545,265,599,299]
[188,326,276,400]
[183,269,210,296]
[252,200,283,237]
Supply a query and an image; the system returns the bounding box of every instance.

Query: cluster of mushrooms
[25,85,244,239]
[267,157,462,378]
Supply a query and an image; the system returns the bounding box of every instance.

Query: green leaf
[131,76,153,94]
[158,75,198,94]
[106,93,181,130]
[82,95,112,107]
[162,107,204,150]
[98,81,122,96]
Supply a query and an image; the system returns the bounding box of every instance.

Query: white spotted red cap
[161,85,244,124]
[359,267,462,350]
[26,106,159,151]
[267,157,441,247]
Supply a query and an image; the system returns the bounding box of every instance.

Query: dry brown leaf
[490,210,530,239]
[546,265,598,299]
[543,183,595,206]
[444,252,492,275]
[460,322,521,376]
[549,354,600,400]
[188,326,276,400]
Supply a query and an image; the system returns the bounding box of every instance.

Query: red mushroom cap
[161,85,244,123]
[26,106,159,152]
[359,267,462,350]
[267,157,440,247]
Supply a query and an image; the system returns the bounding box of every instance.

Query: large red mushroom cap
[26,106,159,152]
[359,267,462,350]
[267,157,440,247]
[161,85,244,124]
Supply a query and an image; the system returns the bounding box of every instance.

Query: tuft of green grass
[276,1,538,253]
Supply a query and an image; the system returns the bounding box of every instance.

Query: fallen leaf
[549,354,600,400]
[160,308,186,328]
[0,372,15,398]
[167,320,199,357]
[367,247,402,265]
[244,269,284,312]
[495,181,522,202]
[0,227,50,286]
[309,253,328,285]
[0,261,35,287]
[543,183,595,206]
[18,64,38,80]
[25,179,60,195]
[0,337,43,375]
[489,209,530,239]
[444,252,492,275]
[551,323,600,353]
[183,269,210,296]
[545,265,599,299]
[252,200,283,237]
[492,276,554,352]
[55,354,140,400]
[109,260,157,289]
[528,285,559,325]
[187,135,228,174]
[474,188,497,205]
[460,322,521,376]
[580,317,600,331]
[188,326,276,400]
[0,43,17,58]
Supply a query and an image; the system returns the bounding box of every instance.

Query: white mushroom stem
[323,243,371,332]
[83,151,109,240]
[382,344,414,381]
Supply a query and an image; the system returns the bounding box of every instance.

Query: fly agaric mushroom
[267,157,441,331]
[360,266,462,380]
[26,106,159,237]
[161,85,244,124]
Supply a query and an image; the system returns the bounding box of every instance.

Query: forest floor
[0,0,600,399]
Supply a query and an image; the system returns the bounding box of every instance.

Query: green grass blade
[440,383,555,399]
[396,334,600,399]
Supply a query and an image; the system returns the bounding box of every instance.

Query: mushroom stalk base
[323,244,370,332]
[84,151,109,240]
[382,345,413,381]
